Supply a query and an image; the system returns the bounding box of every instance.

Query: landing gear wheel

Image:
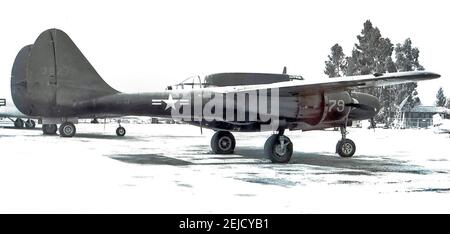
[25,120,36,129]
[59,122,76,137]
[211,131,235,154]
[336,139,356,158]
[43,124,57,135]
[116,126,126,136]
[14,118,24,128]
[264,134,293,163]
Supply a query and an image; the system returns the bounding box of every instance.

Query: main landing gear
[13,118,36,129]
[209,129,294,163]
[59,122,76,137]
[42,124,58,135]
[210,131,236,154]
[264,129,293,163]
[208,126,356,163]
[41,121,127,137]
[336,125,356,158]
[14,118,24,128]
[25,119,36,129]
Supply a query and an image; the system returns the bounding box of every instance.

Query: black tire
[14,118,24,128]
[59,122,76,137]
[336,139,356,158]
[264,134,293,163]
[25,119,36,129]
[116,126,126,136]
[43,124,58,135]
[336,140,342,154]
[211,131,235,154]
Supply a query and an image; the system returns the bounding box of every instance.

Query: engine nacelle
[322,91,353,124]
[295,91,352,126]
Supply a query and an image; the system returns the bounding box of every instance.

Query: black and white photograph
[1,0,449,219]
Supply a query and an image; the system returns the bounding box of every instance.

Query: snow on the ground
[1,123,450,213]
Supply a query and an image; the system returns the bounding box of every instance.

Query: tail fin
[11,44,33,115]
[11,28,118,117]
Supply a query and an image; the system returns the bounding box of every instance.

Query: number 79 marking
[329,99,345,112]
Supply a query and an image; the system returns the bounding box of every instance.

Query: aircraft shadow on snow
[108,146,432,175]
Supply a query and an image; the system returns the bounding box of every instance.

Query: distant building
[396,105,450,128]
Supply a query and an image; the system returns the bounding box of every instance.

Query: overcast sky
[0,0,448,105]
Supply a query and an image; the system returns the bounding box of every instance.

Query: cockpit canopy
[204,73,300,87]
[167,72,303,90]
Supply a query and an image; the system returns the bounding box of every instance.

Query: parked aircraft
[433,113,450,134]
[10,29,440,163]
[0,95,36,129]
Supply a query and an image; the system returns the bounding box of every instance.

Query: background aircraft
[0,94,36,129]
[10,29,440,163]
[433,113,450,134]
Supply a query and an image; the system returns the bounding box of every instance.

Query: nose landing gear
[336,125,356,158]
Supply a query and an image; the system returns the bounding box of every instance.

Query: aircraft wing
[214,71,440,96]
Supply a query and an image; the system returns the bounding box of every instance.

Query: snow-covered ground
[1,123,449,213]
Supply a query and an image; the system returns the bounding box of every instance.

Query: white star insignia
[163,94,178,110]
[151,95,190,110]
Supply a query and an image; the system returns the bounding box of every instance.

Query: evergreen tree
[344,49,358,76]
[436,87,446,107]
[385,56,397,73]
[352,20,394,76]
[324,44,347,78]
[322,20,426,125]
[394,38,424,109]
[351,20,394,123]
[395,38,424,71]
